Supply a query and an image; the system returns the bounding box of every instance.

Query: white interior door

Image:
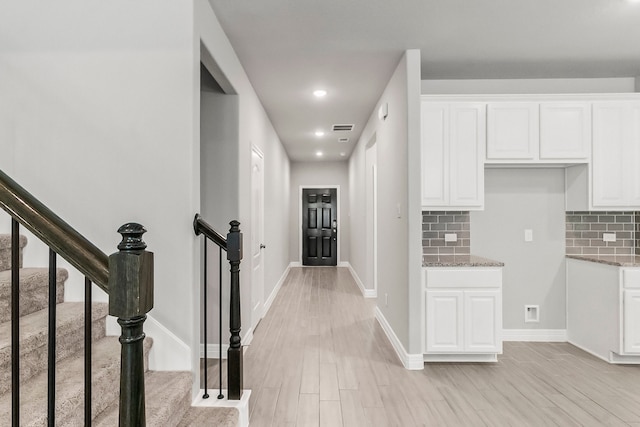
[251,147,265,327]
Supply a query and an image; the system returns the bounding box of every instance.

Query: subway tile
[446,223,463,231]
[590,239,606,247]
[599,215,615,223]
[423,247,439,254]
[423,215,438,223]
[454,215,469,222]
[567,215,582,222]
[599,247,615,255]
[607,240,623,247]
[575,224,590,231]
[582,247,599,255]
[566,239,575,247]
[431,223,446,231]
[590,224,607,231]
[438,215,454,223]
[617,231,632,239]
[566,231,581,239]
[582,231,599,239]
[607,224,624,231]
[583,215,598,222]
[616,215,633,223]
[616,247,634,255]
[455,246,471,254]
[423,231,439,239]
[439,246,454,254]
[575,239,591,246]
[566,247,582,255]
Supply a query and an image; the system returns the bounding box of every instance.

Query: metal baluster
[11,219,20,427]
[203,239,209,399]
[85,277,92,426]
[218,247,223,400]
[48,249,57,426]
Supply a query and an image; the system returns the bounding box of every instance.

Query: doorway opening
[366,134,378,296]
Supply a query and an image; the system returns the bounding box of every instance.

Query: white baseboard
[338,261,349,267]
[374,307,423,370]
[502,329,567,342]
[263,264,291,315]
[424,353,498,363]
[290,261,302,267]
[145,314,191,371]
[347,263,377,298]
[200,327,254,359]
[193,389,251,427]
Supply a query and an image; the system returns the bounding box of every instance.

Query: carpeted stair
[0,234,238,426]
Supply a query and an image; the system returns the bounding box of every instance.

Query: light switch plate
[524,229,533,242]
[444,233,457,242]
[603,233,616,242]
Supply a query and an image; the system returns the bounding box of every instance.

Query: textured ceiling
[208,0,640,162]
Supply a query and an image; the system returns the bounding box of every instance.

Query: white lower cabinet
[424,267,502,362]
[623,289,640,354]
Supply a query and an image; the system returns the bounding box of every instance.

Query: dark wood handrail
[193,214,227,250]
[0,169,109,292]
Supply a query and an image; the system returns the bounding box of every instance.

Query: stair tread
[178,406,239,427]
[0,335,153,426]
[0,235,27,252]
[0,268,69,296]
[94,370,193,426]
[0,301,108,359]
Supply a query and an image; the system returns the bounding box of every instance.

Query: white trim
[424,353,498,363]
[200,328,253,359]
[263,264,291,315]
[193,389,251,427]
[298,185,341,265]
[145,314,191,371]
[290,261,302,267]
[374,307,423,370]
[502,329,567,342]
[421,93,640,102]
[347,263,377,298]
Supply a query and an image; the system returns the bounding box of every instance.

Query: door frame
[298,185,341,266]
[251,145,265,324]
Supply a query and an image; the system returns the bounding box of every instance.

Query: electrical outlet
[603,233,616,242]
[444,233,457,242]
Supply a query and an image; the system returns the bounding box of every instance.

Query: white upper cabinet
[421,101,485,210]
[539,102,591,160]
[486,100,591,163]
[487,102,538,160]
[592,101,640,208]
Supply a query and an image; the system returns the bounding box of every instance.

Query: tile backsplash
[566,211,638,256]
[422,211,470,260]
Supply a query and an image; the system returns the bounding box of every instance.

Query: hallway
[231,267,640,426]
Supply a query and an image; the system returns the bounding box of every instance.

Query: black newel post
[227,220,243,400]
[108,223,154,426]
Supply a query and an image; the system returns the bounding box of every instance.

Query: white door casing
[251,147,265,325]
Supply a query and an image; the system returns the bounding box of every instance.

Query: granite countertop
[423,254,504,267]
[566,254,640,267]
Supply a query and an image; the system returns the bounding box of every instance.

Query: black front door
[302,188,337,266]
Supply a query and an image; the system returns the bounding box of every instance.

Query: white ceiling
[208,0,640,162]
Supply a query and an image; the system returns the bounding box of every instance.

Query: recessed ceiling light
[313,89,327,98]
[340,152,346,157]
[316,151,323,157]
[315,130,325,137]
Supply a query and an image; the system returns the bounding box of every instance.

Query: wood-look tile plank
[319,400,343,427]
[339,389,368,427]
[296,394,319,427]
[319,362,340,401]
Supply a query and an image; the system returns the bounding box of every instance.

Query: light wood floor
[203,267,640,426]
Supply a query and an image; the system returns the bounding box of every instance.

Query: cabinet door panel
[539,102,590,160]
[464,290,502,353]
[421,104,449,206]
[592,103,626,207]
[426,290,464,352]
[450,104,485,207]
[487,103,538,160]
[624,289,640,354]
[628,103,640,206]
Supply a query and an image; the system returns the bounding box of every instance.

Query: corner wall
[349,50,422,360]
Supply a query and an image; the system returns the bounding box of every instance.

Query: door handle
[332,220,337,230]
[260,244,266,249]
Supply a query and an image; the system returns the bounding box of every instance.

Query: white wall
[421,77,637,94]
[289,161,349,264]
[471,169,567,330]
[349,50,422,354]
[1,1,291,384]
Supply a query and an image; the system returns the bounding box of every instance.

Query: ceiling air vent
[338,137,349,143]
[332,124,354,132]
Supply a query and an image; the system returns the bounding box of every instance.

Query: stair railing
[193,214,243,400]
[0,169,153,426]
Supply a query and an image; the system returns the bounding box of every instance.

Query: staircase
[0,235,239,426]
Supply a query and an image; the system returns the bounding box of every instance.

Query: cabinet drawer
[623,269,640,289]
[425,268,502,288]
